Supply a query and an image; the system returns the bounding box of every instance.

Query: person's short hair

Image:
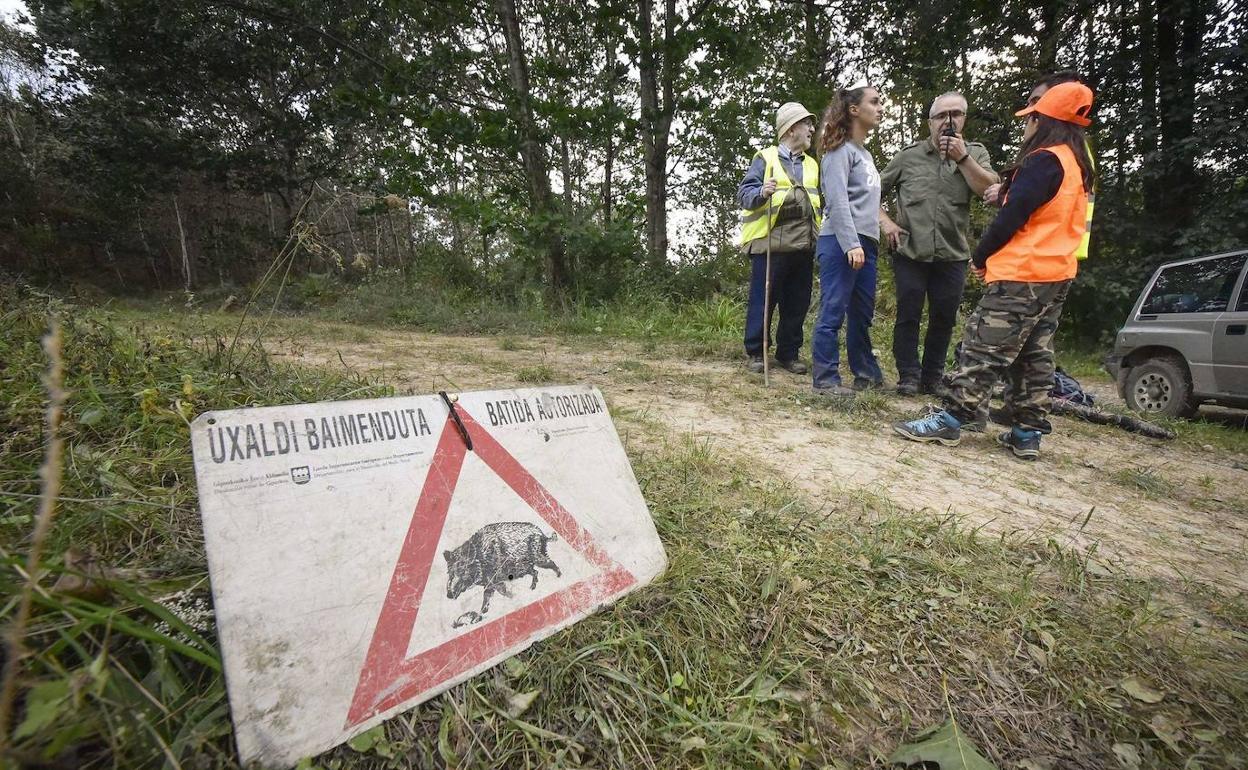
[1033,70,1083,90]
[928,91,967,118]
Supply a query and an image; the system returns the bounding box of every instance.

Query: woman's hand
[846,247,865,270]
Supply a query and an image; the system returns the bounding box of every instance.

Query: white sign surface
[190,386,666,767]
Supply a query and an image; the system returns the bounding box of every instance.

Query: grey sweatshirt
[819,141,881,252]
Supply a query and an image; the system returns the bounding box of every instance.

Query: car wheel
[1125,356,1198,419]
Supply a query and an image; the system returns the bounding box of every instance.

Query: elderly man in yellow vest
[737,102,823,375]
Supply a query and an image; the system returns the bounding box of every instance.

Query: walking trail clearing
[269,322,1248,595]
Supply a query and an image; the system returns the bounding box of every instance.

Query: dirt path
[274,325,1248,594]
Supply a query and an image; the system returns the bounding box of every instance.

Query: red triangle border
[345,407,637,727]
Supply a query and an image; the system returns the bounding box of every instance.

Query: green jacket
[879,139,994,262]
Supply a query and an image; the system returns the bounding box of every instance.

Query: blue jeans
[811,235,884,388]
[743,250,814,362]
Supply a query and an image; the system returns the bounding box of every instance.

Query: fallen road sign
[190,386,666,767]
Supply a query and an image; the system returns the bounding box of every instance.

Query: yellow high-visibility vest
[1076,141,1096,260]
[740,146,822,246]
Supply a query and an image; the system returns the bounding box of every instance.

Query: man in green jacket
[879,91,998,396]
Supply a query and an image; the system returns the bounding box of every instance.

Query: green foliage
[5,0,1247,337]
[287,273,346,311]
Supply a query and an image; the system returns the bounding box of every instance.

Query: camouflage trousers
[944,280,1072,433]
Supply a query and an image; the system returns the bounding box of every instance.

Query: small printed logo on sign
[290,466,311,485]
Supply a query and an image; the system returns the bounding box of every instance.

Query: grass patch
[1162,411,1248,453]
[6,291,1247,769]
[515,363,557,384]
[1109,466,1176,499]
[1057,345,1115,385]
[0,288,393,768]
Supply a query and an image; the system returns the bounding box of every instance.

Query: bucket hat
[776,102,817,140]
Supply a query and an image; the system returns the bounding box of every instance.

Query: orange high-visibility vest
[985,143,1088,284]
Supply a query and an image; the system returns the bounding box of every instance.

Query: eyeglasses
[929,110,966,121]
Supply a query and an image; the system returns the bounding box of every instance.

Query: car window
[1141,254,1247,315]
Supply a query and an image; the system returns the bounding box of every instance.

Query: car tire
[1124,356,1198,419]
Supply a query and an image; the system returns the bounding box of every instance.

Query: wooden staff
[763,162,774,387]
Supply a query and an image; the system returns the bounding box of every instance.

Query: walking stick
[763,163,774,387]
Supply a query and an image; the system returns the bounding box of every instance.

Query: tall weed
[0,286,391,767]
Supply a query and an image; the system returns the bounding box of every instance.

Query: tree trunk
[560,137,574,212]
[638,0,674,268]
[603,127,615,223]
[1139,0,1160,210]
[1036,0,1064,72]
[1151,0,1209,236]
[173,194,193,291]
[803,0,823,69]
[450,154,464,258]
[495,0,569,300]
[601,34,617,224]
[1112,0,1131,192]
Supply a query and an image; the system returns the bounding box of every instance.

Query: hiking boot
[893,409,961,446]
[896,379,920,397]
[961,412,988,433]
[998,427,1041,460]
[919,379,949,399]
[747,356,764,374]
[775,358,808,375]
[852,377,886,392]
[813,384,857,398]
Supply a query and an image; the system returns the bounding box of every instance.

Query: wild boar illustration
[444,522,561,622]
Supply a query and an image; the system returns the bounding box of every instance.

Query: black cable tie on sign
[439,391,473,451]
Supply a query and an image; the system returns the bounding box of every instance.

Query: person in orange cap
[893,80,1096,461]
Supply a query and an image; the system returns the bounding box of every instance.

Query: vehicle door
[1212,258,1248,395]
[1135,253,1247,395]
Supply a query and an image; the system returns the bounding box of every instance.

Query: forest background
[1,0,1245,343]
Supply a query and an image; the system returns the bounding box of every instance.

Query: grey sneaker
[894,409,961,446]
[747,356,764,374]
[775,358,808,374]
[998,428,1041,460]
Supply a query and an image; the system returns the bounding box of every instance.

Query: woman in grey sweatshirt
[811,84,885,394]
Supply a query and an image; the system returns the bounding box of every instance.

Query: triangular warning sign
[345,409,637,728]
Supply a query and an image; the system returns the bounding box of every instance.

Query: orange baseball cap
[1015,81,1094,126]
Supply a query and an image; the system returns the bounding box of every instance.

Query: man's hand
[881,218,908,250]
[938,134,967,161]
[971,265,987,281]
[761,179,778,198]
[982,183,1002,206]
[846,247,865,270]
